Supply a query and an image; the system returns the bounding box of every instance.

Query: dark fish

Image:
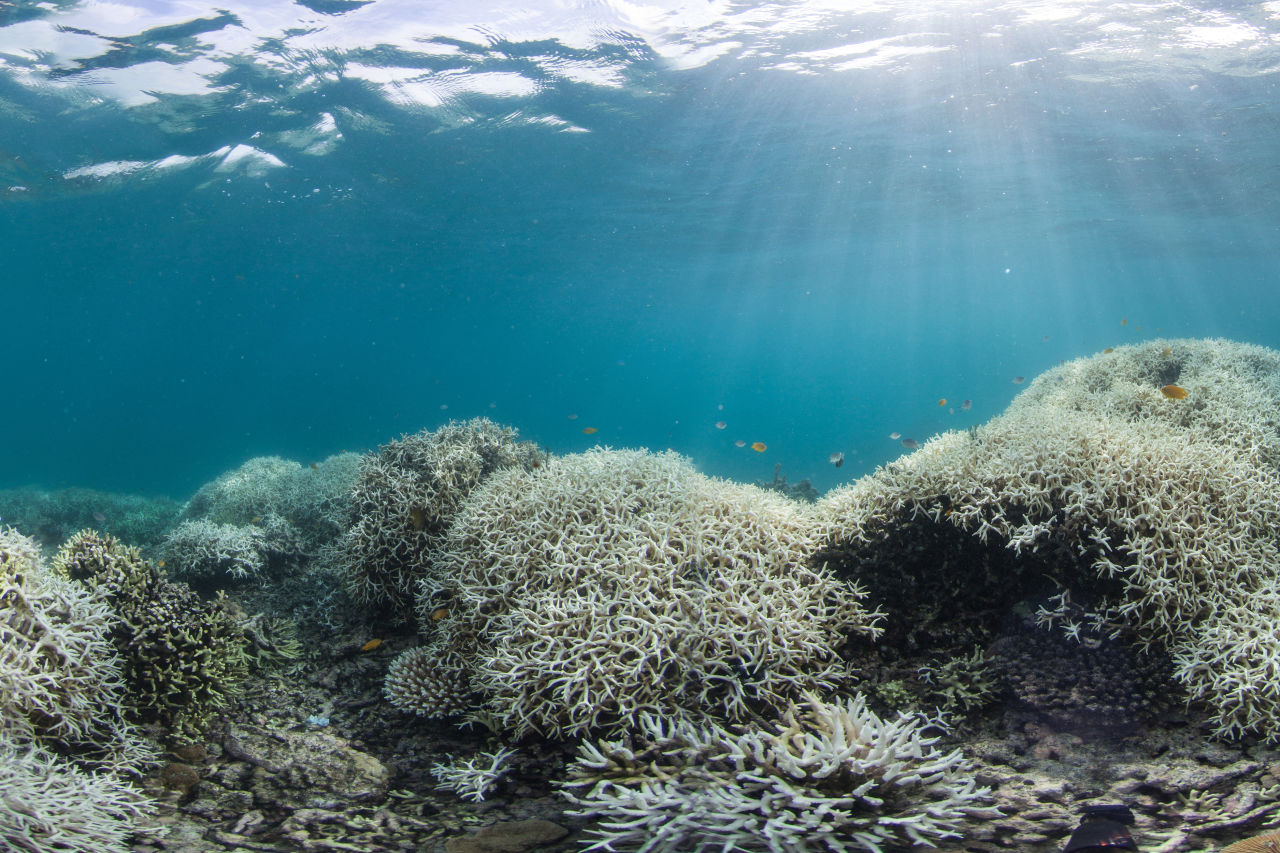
[901,438,919,450]
[828,452,844,468]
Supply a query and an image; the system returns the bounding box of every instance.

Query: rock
[444,818,570,853]
[221,723,392,809]
[160,762,200,796]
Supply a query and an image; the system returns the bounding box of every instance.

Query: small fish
[901,438,920,450]
[157,560,166,568]
[1161,347,1172,357]
[750,441,767,452]
[1103,347,1115,354]
[1121,318,1128,325]
[717,404,724,410]
[888,432,901,440]
[828,452,844,468]
[410,506,427,531]
[92,511,106,522]
[431,607,448,621]
[251,515,262,524]
[567,413,579,420]
[714,421,727,430]
[360,638,383,652]
[582,426,598,435]
[1042,335,1050,342]
[937,398,947,406]
[1160,384,1188,400]
[1011,376,1026,385]
[734,439,747,448]
[960,399,972,411]
[309,462,318,470]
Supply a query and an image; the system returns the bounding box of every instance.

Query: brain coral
[0,526,153,772]
[331,418,543,613]
[814,338,1280,739]
[561,692,995,853]
[396,448,881,738]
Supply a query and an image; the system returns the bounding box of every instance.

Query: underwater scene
[4,1,1280,851]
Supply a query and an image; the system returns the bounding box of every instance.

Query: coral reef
[180,451,361,553]
[0,486,179,551]
[393,447,880,739]
[0,526,153,772]
[561,692,995,852]
[384,642,472,718]
[430,746,517,802]
[0,734,153,853]
[331,418,542,613]
[815,338,1280,740]
[54,529,250,738]
[162,518,270,582]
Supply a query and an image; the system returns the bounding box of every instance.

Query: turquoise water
[1,0,1278,498]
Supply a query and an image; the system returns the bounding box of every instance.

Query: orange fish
[582,427,598,435]
[750,442,767,452]
[360,639,383,652]
[1160,384,1188,400]
[157,560,166,569]
[431,607,448,621]
[937,398,946,406]
[1121,318,1128,326]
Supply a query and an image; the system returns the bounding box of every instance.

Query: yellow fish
[431,607,448,621]
[582,427,598,435]
[360,638,383,652]
[750,442,767,452]
[1160,384,1188,400]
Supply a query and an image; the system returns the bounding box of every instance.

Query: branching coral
[396,447,881,739]
[331,418,543,613]
[383,642,472,718]
[815,338,1280,740]
[162,519,269,582]
[0,734,154,853]
[54,529,249,738]
[0,526,154,773]
[561,692,996,853]
[430,746,517,802]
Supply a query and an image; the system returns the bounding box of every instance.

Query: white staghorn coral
[429,746,516,802]
[412,448,881,739]
[332,418,542,612]
[815,338,1280,740]
[561,692,995,853]
[0,526,154,773]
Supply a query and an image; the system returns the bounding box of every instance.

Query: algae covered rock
[222,723,392,810]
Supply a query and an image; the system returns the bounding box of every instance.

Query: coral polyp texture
[396,447,880,739]
[54,529,249,738]
[560,692,994,853]
[332,418,543,613]
[383,642,472,718]
[0,527,153,772]
[814,338,1280,739]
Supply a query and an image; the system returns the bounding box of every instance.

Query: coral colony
[7,339,1280,850]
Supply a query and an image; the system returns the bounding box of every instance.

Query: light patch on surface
[69,57,226,106]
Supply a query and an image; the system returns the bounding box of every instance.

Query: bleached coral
[815,338,1280,740]
[332,418,542,612]
[561,692,995,853]
[383,643,472,718]
[0,527,154,773]
[161,519,269,581]
[430,746,516,802]
[406,447,880,739]
[0,734,153,853]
